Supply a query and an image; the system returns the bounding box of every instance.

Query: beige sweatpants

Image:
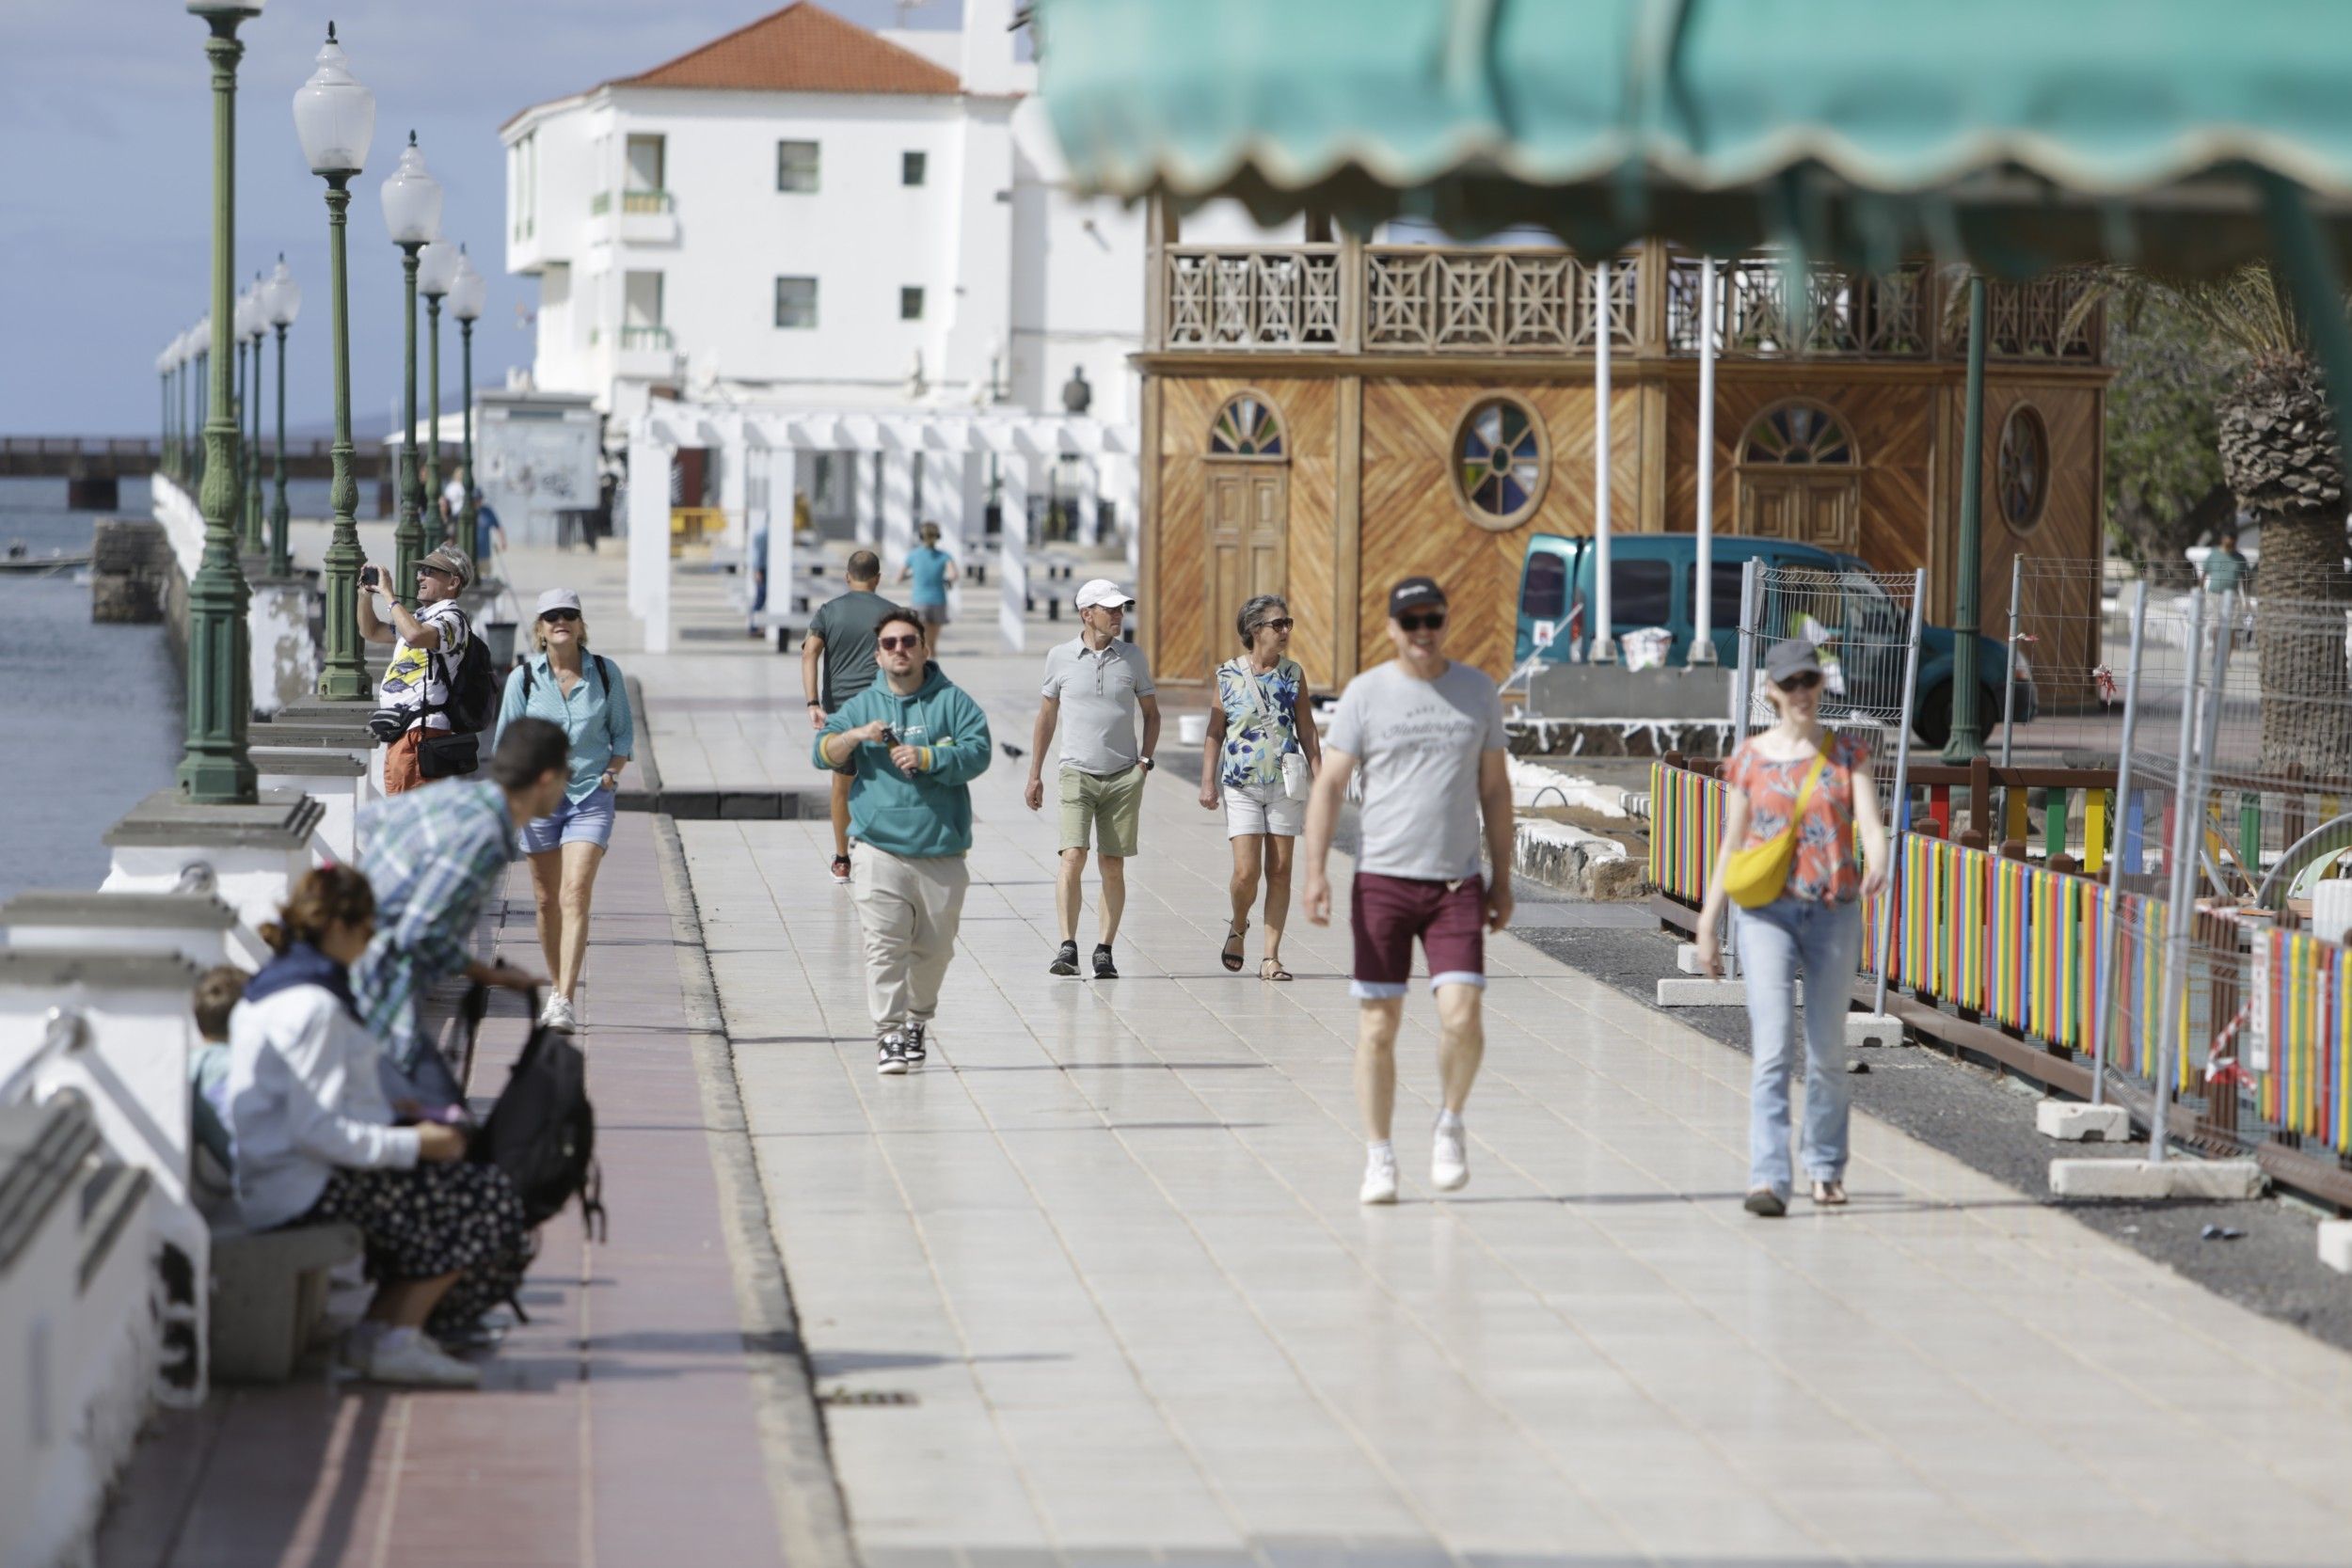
[848,842,972,1031]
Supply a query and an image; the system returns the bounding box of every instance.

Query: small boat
[0,546,91,576]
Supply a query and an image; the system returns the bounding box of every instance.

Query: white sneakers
[1359,1145,1399,1206]
[1432,1115,1470,1192]
[358,1326,481,1387]
[538,993,578,1033]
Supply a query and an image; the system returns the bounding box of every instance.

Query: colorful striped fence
[1648,761,1723,907]
[2250,927,2352,1152]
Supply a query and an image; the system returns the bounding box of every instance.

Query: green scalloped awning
[1034,0,2352,277]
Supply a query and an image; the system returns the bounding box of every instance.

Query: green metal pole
[179,4,257,805]
[1944,274,1989,764]
[393,242,424,609]
[245,320,264,553]
[268,322,291,577]
[317,176,368,701]
[459,317,477,558]
[193,347,206,489]
[426,292,443,549]
[232,334,248,547]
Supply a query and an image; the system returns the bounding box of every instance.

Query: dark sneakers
[876,1032,911,1075]
[1092,944,1119,980]
[901,1022,928,1067]
[1050,941,1080,976]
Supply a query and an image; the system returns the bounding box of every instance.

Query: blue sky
[6,0,961,436]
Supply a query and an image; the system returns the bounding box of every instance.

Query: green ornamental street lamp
[264,255,301,578]
[381,131,444,610]
[293,22,377,701]
[418,238,462,551]
[230,292,249,543]
[179,0,264,807]
[1943,274,1990,765]
[449,247,487,558]
[191,318,209,489]
[241,276,267,554]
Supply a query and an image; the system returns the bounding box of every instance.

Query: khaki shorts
[1058,765,1146,857]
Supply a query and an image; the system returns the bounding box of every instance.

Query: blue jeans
[1732,896,1864,1196]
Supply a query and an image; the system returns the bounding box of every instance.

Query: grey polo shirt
[1041,636,1155,775]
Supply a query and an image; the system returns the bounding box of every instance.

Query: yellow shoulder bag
[1723,748,1830,909]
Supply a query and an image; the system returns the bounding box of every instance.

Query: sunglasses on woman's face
[1254,617,1295,634]
[1398,611,1447,633]
[877,634,923,652]
[540,609,580,625]
[1776,671,1822,693]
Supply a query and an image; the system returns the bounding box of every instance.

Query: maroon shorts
[1348,871,1487,999]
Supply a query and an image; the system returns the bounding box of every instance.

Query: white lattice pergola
[627,400,1141,654]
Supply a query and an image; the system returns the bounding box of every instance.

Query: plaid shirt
[351,780,516,1067]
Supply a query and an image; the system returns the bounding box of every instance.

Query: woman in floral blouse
[1696,637,1888,1217]
[1197,594,1322,980]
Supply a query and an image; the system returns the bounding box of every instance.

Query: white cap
[1074,578,1134,610]
[534,587,582,618]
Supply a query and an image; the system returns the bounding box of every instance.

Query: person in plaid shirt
[353,719,573,1106]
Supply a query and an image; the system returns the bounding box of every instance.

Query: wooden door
[1737,472,1859,552]
[1206,466,1288,679]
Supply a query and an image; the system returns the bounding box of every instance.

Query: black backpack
[428,610,499,735]
[471,989,606,1241]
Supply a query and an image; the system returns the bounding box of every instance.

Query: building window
[899,287,925,322]
[1453,395,1547,530]
[1997,404,2048,531]
[1207,392,1284,459]
[901,150,927,186]
[1740,401,1856,465]
[777,140,819,193]
[774,277,818,330]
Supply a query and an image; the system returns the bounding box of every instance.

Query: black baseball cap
[1389,577,1447,618]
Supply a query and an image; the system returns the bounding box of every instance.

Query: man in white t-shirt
[359,545,474,795]
[1302,577,1514,1206]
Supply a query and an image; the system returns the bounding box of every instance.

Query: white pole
[627,427,673,655]
[1873,568,1928,1016]
[2149,589,2213,1164]
[2090,580,2152,1107]
[1690,256,1719,666]
[998,451,1029,654]
[765,446,797,650]
[1592,258,1615,662]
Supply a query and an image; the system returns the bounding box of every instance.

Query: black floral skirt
[301,1162,532,1337]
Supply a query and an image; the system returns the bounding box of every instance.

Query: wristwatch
[1139,756,1155,771]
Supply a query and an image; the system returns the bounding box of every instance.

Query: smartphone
[359,565,380,588]
[875,725,898,747]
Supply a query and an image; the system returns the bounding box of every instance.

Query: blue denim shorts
[520,786,616,853]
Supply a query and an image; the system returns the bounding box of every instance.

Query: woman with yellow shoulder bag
[1695,639,1888,1217]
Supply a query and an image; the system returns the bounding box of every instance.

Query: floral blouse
[1215,656,1304,789]
[1723,732,1870,904]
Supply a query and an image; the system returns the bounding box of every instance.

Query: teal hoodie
[812,662,992,858]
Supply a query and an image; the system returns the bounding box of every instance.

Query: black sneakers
[876,1032,911,1075]
[1092,943,1119,980]
[1049,941,1080,976]
[1050,941,1119,979]
[901,1022,928,1067]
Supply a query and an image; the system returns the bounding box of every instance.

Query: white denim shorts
[1223,780,1304,839]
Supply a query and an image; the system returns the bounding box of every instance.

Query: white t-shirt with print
[377,599,470,733]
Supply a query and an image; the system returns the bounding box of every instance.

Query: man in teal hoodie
[814,608,993,1074]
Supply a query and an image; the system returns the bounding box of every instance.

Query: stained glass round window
[1740,401,1856,465]
[1997,404,2047,531]
[1454,396,1548,530]
[1208,393,1284,458]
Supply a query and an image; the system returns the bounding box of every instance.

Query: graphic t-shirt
[907,546,952,607]
[1722,731,1872,903]
[808,590,897,711]
[376,599,470,734]
[1324,659,1506,881]
[1215,656,1304,789]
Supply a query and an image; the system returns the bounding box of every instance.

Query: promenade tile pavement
[580,547,2352,1566]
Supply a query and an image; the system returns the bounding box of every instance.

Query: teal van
[1513,532,2032,746]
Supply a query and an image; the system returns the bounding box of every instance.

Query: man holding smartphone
[816,610,992,1075]
[359,546,474,795]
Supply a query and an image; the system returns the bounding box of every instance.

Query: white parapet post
[1689,255,1719,666]
[765,444,798,646]
[881,448,916,575]
[628,423,674,654]
[1112,450,1141,581]
[1073,451,1101,547]
[998,449,1029,654]
[1591,258,1616,664]
[717,413,749,566]
[852,449,878,547]
[932,447,970,623]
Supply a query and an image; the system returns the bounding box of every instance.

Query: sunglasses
[418,564,455,580]
[1775,671,1823,693]
[540,609,580,625]
[1252,617,1295,634]
[1397,611,1448,632]
[877,634,923,652]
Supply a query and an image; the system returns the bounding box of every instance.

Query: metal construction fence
[1648,582,2352,1200]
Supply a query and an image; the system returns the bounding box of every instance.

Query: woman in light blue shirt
[898,521,959,637]
[491,587,635,1031]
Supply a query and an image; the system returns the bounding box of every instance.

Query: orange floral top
[1723,733,1870,904]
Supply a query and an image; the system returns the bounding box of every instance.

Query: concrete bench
[207,1220,362,1383]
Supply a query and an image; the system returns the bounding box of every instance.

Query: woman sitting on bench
[228,865,528,1388]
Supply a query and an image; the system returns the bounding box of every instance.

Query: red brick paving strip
[98,816,792,1567]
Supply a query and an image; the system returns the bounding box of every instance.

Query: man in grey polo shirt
[1025,578,1160,978]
